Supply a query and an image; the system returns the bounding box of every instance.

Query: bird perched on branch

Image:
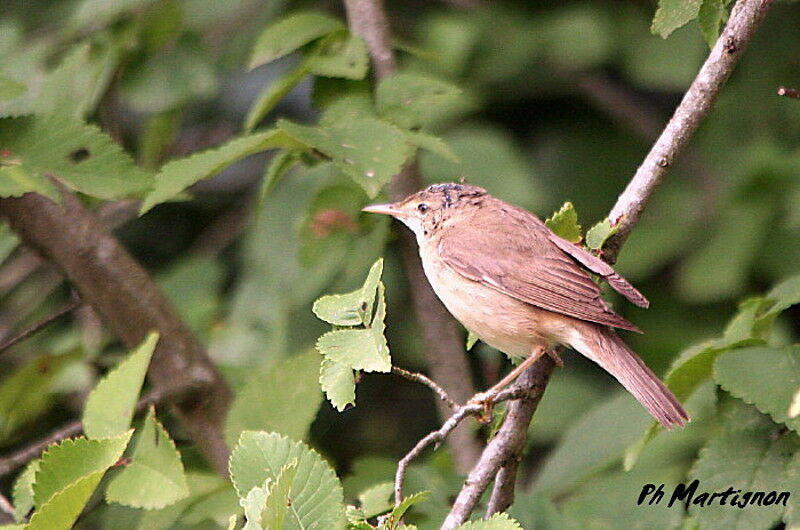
[363,182,689,428]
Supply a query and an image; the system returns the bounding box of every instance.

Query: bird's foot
[546,349,564,367]
[468,391,496,424]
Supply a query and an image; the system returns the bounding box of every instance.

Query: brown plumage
[363,183,689,428]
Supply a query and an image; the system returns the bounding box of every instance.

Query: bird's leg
[470,345,547,422]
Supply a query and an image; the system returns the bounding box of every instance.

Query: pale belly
[418,244,575,359]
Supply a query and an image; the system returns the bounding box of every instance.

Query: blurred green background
[1,0,799,528]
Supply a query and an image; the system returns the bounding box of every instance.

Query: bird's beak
[362,203,405,218]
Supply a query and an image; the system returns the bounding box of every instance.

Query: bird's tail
[569,324,689,429]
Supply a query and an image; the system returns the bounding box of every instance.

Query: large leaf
[83,332,158,439]
[0,114,153,200]
[33,431,132,508]
[228,431,345,530]
[249,11,344,69]
[105,407,189,509]
[376,73,467,130]
[140,129,303,213]
[224,350,323,445]
[715,345,800,433]
[651,0,702,38]
[279,118,412,198]
[27,471,107,530]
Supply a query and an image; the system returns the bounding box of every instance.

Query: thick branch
[0,190,232,475]
[344,0,481,471]
[605,0,773,261]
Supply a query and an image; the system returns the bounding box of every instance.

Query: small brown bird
[363,183,689,428]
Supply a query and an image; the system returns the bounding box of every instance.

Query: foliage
[1,0,799,528]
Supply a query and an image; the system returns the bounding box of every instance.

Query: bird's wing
[437,205,641,332]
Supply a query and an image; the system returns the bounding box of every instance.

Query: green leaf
[0,76,25,101]
[228,431,345,529]
[689,427,797,529]
[83,332,158,439]
[386,491,430,529]
[376,73,466,130]
[457,513,523,529]
[27,471,106,530]
[0,114,153,200]
[11,460,38,522]
[260,460,298,529]
[544,202,582,243]
[320,358,356,412]
[225,350,323,445]
[358,481,393,519]
[279,118,412,198]
[404,131,460,164]
[70,0,155,30]
[307,32,369,80]
[651,0,702,39]
[465,330,479,351]
[244,61,311,132]
[106,407,189,509]
[317,328,390,373]
[313,258,384,326]
[141,129,303,213]
[715,345,800,433]
[258,150,301,209]
[33,431,132,508]
[249,11,344,70]
[585,218,618,250]
[0,165,58,200]
[698,0,728,47]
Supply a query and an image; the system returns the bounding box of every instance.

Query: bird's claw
[468,392,495,424]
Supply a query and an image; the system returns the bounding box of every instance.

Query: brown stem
[392,365,458,410]
[343,0,482,472]
[605,0,774,262]
[0,189,232,476]
[0,297,82,357]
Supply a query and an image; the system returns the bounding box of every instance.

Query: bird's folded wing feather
[437,209,641,332]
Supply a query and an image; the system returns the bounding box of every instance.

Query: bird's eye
[417,203,429,213]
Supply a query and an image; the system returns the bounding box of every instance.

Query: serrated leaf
[320,358,356,411]
[544,202,582,243]
[387,491,430,529]
[83,332,158,439]
[457,513,523,529]
[225,350,323,445]
[585,218,617,250]
[405,131,460,164]
[698,0,728,47]
[249,11,344,70]
[0,76,25,101]
[358,481,393,519]
[228,431,345,530]
[260,460,298,529]
[0,165,58,200]
[0,114,153,200]
[466,330,479,351]
[689,428,797,529]
[313,258,384,326]
[376,73,466,130]
[11,460,38,522]
[244,61,311,132]
[279,118,411,198]
[33,431,132,508]
[715,345,800,432]
[141,130,303,213]
[308,32,369,80]
[651,0,702,39]
[27,471,106,530]
[105,407,189,509]
[317,328,390,373]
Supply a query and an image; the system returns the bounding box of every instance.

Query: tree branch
[605,0,774,262]
[343,0,482,472]
[392,365,458,410]
[0,297,82,357]
[777,86,800,99]
[0,189,232,476]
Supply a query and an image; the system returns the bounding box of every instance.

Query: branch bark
[343,0,482,472]
[605,0,774,262]
[0,189,232,476]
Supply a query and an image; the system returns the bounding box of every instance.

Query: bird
[362,182,689,428]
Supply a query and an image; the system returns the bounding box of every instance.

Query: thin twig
[777,86,800,99]
[391,366,458,410]
[343,0,482,472]
[0,382,198,478]
[605,0,774,262]
[0,492,14,523]
[394,385,531,506]
[0,298,83,356]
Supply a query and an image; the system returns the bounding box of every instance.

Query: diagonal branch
[0,188,232,476]
[343,0,482,472]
